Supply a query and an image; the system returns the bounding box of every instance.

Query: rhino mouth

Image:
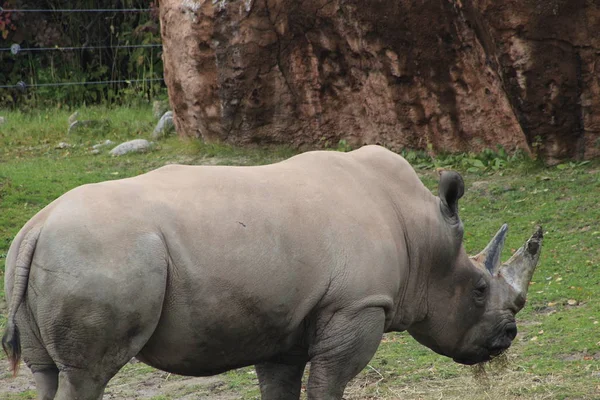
[453,356,483,366]
[488,346,508,358]
[452,320,516,365]
[452,343,510,365]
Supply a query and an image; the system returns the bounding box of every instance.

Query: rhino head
[407,171,543,365]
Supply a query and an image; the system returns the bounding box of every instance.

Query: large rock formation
[476,0,600,161]
[159,0,600,161]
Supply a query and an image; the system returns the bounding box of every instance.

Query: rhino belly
[136,283,306,376]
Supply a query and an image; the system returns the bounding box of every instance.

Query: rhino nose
[505,323,517,340]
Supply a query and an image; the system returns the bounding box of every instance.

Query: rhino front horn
[498,226,544,299]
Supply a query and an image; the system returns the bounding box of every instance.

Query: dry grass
[342,365,561,400]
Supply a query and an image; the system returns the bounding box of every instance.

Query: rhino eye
[473,280,488,299]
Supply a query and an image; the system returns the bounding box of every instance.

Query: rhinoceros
[2,145,542,400]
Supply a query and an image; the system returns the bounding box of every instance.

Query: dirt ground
[0,358,239,400]
[1,355,577,400]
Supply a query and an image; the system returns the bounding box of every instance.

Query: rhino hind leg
[27,232,169,399]
[47,301,163,400]
[256,360,307,399]
[307,307,385,399]
[53,370,107,400]
[16,311,59,399]
[32,368,59,400]
[47,287,165,400]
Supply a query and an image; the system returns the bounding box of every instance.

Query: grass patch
[1,105,600,398]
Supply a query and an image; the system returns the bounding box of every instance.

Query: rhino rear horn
[498,226,544,300]
[470,224,508,275]
[438,171,464,218]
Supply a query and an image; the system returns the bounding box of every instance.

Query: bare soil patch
[0,358,238,400]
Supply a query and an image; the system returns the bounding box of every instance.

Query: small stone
[55,142,70,149]
[68,119,108,135]
[92,140,115,150]
[152,111,175,140]
[109,139,152,156]
[567,299,578,306]
[0,116,5,125]
[68,121,79,134]
[68,120,94,134]
[68,111,79,125]
[91,149,100,155]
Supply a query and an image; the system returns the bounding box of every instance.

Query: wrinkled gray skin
[2,145,542,400]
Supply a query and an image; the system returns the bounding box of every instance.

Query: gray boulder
[152,111,175,140]
[109,139,152,156]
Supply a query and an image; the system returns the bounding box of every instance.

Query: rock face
[160,0,600,161]
[476,0,600,162]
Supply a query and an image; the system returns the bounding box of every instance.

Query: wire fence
[2,43,163,54]
[0,6,164,96]
[0,8,154,12]
[0,78,165,90]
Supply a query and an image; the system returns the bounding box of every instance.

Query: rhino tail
[2,320,21,378]
[2,226,41,377]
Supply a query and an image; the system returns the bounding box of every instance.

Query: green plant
[0,1,18,40]
[401,145,531,174]
[336,139,353,152]
[531,134,544,160]
[556,160,591,170]
[0,0,165,108]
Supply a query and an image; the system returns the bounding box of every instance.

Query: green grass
[1,105,600,398]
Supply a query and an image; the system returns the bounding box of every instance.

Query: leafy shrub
[401,145,532,173]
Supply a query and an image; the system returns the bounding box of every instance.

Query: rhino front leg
[256,360,306,399]
[307,307,385,400]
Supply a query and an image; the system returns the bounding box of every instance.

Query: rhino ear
[438,170,464,218]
